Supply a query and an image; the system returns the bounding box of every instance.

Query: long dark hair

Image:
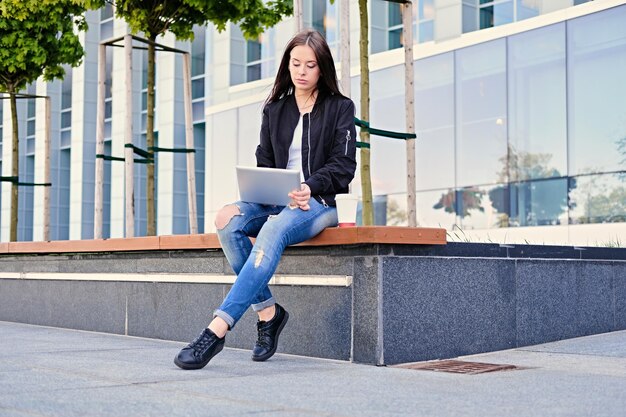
[266,29,344,105]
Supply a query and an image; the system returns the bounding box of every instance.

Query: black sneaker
[252,303,289,362]
[174,328,225,370]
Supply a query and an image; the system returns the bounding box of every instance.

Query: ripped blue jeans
[214,198,338,329]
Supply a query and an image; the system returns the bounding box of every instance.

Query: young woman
[175,29,357,370]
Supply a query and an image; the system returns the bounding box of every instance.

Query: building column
[155,33,187,235]
[69,10,100,240]
[109,19,142,238]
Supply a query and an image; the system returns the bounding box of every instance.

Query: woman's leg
[213,198,338,329]
[215,201,282,314]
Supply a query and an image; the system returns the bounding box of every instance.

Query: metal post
[182,53,198,234]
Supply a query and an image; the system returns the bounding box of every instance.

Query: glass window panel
[388,3,402,27]
[61,68,72,110]
[568,5,626,175]
[420,0,435,20]
[324,0,338,46]
[101,4,113,20]
[194,122,206,233]
[493,2,514,28]
[105,100,112,119]
[508,23,567,181]
[312,0,327,35]
[388,29,402,50]
[480,6,494,29]
[509,178,568,227]
[104,121,111,140]
[26,138,35,155]
[432,184,510,230]
[463,4,478,33]
[192,101,204,122]
[27,120,36,137]
[417,189,457,230]
[61,111,72,129]
[456,39,507,187]
[419,21,434,43]
[247,64,261,82]
[60,130,71,148]
[105,47,113,98]
[414,52,455,191]
[101,20,113,40]
[191,26,206,77]
[517,0,540,21]
[247,40,262,63]
[237,103,264,167]
[369,65,407,195]
[192,78,205,99]
[569,173,626,224]
[27,99,36,117]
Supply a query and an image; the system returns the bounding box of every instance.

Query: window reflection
[569,174,626,224]
[508,23,566,181]
[509,178,568,227]
[432,185,509,230]
[456,39,507,187]
[568,6,626,175]
[415,52,455,191]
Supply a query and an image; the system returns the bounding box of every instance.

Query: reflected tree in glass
[489,144,571,226]
[433,187,485,220]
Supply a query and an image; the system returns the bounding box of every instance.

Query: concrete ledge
[0,241,623,365]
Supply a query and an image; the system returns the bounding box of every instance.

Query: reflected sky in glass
[456,39,508,187]
[568,6,626,175]
[415,53,454,191]
[508,23,567,181]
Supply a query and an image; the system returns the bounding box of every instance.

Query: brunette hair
[266,29,344,104]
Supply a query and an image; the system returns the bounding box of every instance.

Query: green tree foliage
[113,0,292,235]
[0,0,95,241]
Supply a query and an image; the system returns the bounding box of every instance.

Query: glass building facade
[0,0,623,245]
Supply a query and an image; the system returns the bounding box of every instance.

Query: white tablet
[236,166,301,206]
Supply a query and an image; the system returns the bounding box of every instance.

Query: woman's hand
[288,183,311,211]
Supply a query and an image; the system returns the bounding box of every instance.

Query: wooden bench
[0,226,446,254]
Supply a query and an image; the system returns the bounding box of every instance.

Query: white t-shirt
[286,115,305,182]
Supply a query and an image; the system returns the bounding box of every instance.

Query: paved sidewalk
[1,321,625,417]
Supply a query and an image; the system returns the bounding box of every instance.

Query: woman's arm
[255,105,276,168]
[304,99,357,195]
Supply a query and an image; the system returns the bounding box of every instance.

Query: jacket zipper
[307,112,312,178]
[345,129,351,155]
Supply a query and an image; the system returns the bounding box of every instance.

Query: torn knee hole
[215,205,242,230]
[254,249,264,268]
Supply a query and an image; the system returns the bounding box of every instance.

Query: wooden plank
[159,234,221,250]
[356,226,446,245]
[295,227,359,246]
[7,237,160,254]
[2,227,446,254]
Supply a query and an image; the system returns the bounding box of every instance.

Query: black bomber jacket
[255,92,357,207]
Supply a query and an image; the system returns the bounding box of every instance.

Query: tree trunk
[146,35,156,236]
[8,86,19,242]
[358,0,373,225]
